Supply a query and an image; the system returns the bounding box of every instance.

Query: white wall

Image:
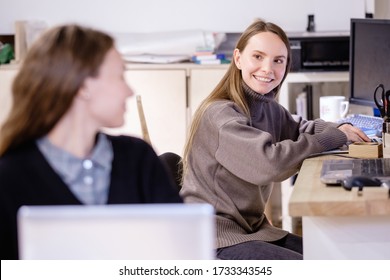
[0,0,366,34]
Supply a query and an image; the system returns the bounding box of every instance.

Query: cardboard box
[349,142,383,158]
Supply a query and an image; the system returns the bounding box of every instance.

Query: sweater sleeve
[288,111,341,135]
[285,109,347,152]
[209,105,347,185]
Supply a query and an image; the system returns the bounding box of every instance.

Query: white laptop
[17,203,215,260]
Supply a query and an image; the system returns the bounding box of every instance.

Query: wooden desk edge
[288,156,390,217]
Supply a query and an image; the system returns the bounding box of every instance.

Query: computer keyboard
[337,114,383,137]
[359,158,390,176]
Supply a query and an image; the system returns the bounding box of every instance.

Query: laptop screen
[17,203,215,260]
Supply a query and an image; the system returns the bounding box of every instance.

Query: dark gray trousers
[216,233,303,260]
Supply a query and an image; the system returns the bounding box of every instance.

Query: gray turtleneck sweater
[180,83,348,249]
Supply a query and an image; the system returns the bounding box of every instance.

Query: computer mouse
[342,176,382,191]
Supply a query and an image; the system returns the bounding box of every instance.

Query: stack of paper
[122,54,190,64]
[113,30,226,64]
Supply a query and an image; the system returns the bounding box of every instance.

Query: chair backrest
[136,95,182,191]
[159,152,183,191]
[136,95,152,145]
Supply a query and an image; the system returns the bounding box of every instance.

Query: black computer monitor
[349,18,390,109]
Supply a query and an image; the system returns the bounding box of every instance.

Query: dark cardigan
[0,134,182,259]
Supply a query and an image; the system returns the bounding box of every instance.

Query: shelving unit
[279,72,350,115]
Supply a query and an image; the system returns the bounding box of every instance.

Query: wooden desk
[289,155,390,259]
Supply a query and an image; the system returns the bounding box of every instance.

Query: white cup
[319,96,349,122]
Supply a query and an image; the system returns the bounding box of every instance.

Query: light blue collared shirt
[36,133,113,204]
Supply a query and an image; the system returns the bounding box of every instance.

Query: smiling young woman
[180,18,370,260]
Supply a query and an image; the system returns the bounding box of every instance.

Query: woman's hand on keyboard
[338,123,371,143]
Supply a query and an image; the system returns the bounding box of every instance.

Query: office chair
[136,95,183,191]
[159,152,183,191]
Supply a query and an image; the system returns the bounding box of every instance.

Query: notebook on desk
[320,158,390,184]
[17,203,215,260]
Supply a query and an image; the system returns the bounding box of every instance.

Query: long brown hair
[0,24,114,156]
[182,19,291,176]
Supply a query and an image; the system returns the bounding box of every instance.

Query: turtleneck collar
[242,82,276,105]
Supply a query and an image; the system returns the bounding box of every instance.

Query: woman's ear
[77,78,93,101]
[233,48,241,70]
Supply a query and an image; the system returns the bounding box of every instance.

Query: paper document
[122,54,190,64]
[113,30,226,57]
